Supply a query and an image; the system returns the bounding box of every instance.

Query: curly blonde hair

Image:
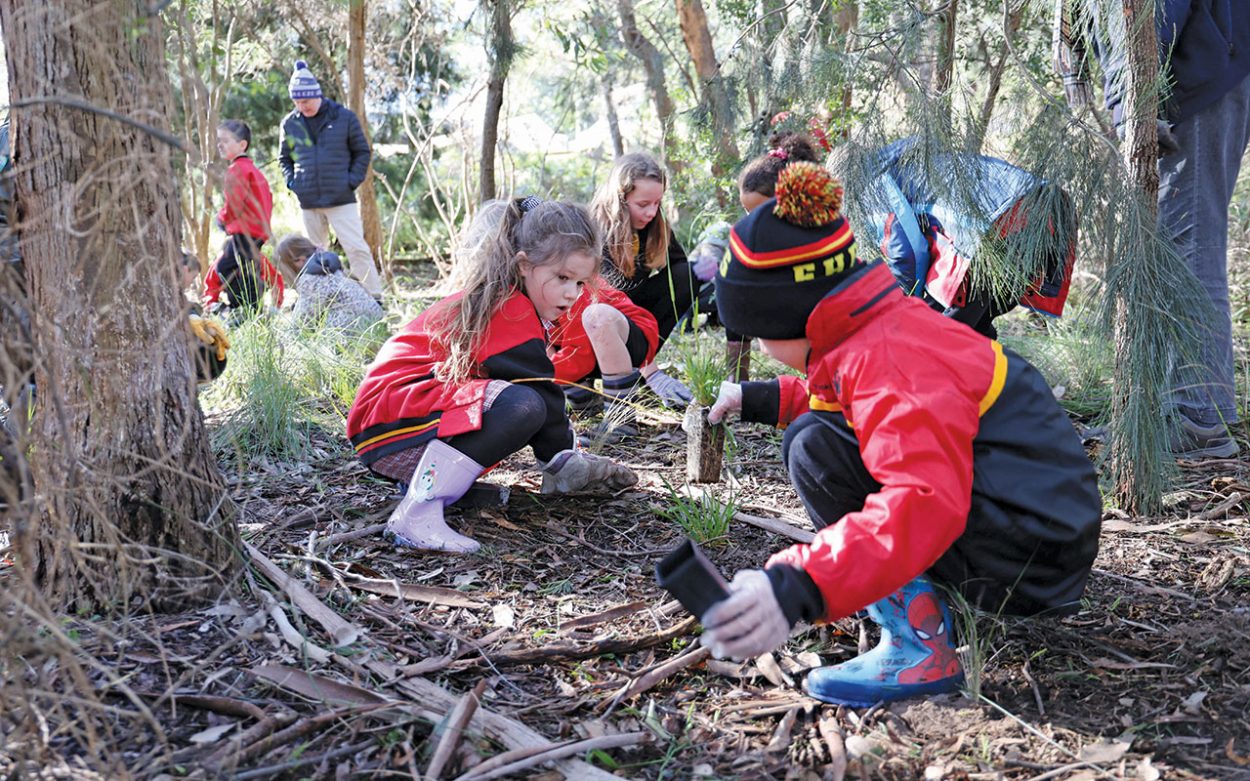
[590,152,670,278]
[429,199,602,385]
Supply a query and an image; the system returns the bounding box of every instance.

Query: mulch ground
[4,402,1248,780]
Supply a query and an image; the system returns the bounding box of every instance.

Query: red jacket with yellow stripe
[347,290,565,467]
[548,283,660,383]
[742,261,1100,623]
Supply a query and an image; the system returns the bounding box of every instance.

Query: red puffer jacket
[217,156,272,241]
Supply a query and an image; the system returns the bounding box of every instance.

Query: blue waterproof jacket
[1101,1,1250,124]
[278,100,371,209]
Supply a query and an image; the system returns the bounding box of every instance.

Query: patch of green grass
[655,480,736,545]
[998,310,1112,420]
[669,333,729,407]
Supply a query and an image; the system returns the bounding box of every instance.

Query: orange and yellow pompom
[773,161,844,228]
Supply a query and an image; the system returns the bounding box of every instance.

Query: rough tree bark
[0,0,240,613]
[675,0,739,171]
[480,0,516,202]
[1111,0,1161,511]
[835,0,859,138]
[617,0,683,172]
[348,0,386,282]
[932,0,958,96]
[602,71,626,158]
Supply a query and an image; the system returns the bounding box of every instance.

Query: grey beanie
[289,60,323,100]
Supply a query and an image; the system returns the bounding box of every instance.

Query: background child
[715,132,824,381]
[205,119,277,317]
[549,280,660,444]
[273,234,383,334]
[590,152,692,407]
[702,162,1101,707]
[180,251,230,383]
[347,198,637,554]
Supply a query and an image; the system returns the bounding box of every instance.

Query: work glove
[701,569,790,661]
[189,314,230,361]
[539,449,638,494]
[707,382,743,425]
[644,369,693,408]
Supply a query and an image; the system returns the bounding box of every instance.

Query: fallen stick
[602,645,711,714]
[340,573,486,609]
[733,511,815,544]
[453,732,649,781]
[267,598,332,663]
[229,703,389,768]
[461,616,697,668]
[317,522,387,548]
[204,712,299,771]
[816,710,848,781]
[168,694,267,721]
[245,543,361,647]
[425,679,487,780]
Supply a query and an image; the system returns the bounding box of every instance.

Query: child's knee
[582,303,627,336]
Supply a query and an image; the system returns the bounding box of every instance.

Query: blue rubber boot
[804,577,964,707]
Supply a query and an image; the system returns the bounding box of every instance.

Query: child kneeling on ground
[273,234,384,334]
[549,282,661,444]
[346,197,637,554]
[703,162,1102,706]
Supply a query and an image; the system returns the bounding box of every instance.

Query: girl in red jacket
[701,163,1101,706]
[347,198,638,553]
[207,120,276,315]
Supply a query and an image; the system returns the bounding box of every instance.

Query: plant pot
[685,403,725,483]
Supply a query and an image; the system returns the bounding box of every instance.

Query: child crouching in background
[273,234,384,334]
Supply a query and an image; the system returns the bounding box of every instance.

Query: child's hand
[644,369,693,408]
[701,569,789,661]
[189,314,231,361]
[707,382,742,424]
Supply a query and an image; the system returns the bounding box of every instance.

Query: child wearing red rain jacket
[702,162,1102,707]
[347,197,637,554]
[205,119,281,314]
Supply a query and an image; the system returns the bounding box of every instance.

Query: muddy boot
[386,439,484,553]
[804,576,964,707]
[579,370,640,446]
[540,449,638,494]
[726,339,751,383]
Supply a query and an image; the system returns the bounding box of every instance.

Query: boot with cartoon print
[804,576,964,707]
[386,439,484,554]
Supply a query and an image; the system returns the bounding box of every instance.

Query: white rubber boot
[386,439,484,553]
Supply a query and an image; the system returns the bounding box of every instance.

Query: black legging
[781,410,878,529]
[625,260,697,345]
[215,234,266,310]
[446,384,572,466]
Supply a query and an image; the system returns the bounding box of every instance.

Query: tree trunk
[617,0,683,172]
[0,0,240,613]
[835,0,859,138]
[675,0,739,171]
[480,0,515,202]
[973,4,1023,151]
[932,0,958,96]
[602,72,625,158]
[1111,0,1161,512]
[348,0,385,282]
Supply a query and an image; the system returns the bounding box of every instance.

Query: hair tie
[518,195,543,213]
[767,148,790,161]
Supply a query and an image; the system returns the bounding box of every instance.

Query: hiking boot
[1170,416,1239,459]
[539,449,638,494]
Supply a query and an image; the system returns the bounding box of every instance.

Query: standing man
[1062,3,1250,457]
[279,60,384,301]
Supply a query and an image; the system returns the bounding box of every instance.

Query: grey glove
[540,449,638,494]
[644,369,693,408]
[701,569,790,661]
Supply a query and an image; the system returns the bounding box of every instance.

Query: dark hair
[218,119,252,151]
[738,132,822,198]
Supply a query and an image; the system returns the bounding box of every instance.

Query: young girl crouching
[273,234,384,334]
[346,198,637,553]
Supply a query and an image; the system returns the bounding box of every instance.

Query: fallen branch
[245,542,362,647]
[453,732,650,781]
[426,679,487,780]
[817,709,848,781]
[340,572,486,609]
[733,511,815,544]
[602,645,711,714]
[228,703,389,768]
[317,522,387,548]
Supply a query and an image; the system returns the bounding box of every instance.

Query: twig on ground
[1020,658,1046,717]
[602,645,711,715]
[317,522,388,548]
[452,732,650,781]
[425,679,487,780]
[732,511,815,543]
[462,616,697,668]
[817,709,848,781]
